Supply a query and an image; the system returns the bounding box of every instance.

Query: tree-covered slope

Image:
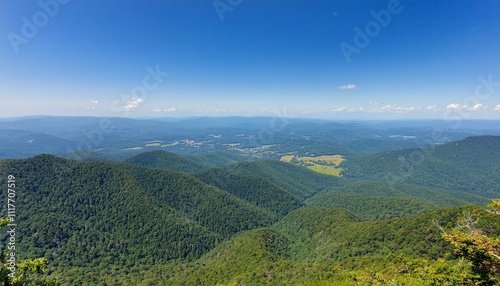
[0,130,73,159]
[63,150,136,162]
[186,151,252,168]
[225,160,344,199]
[343,136,500,197]
[195,168,303,218]
[306,194,437,220]
[124,150,207,173]
[103,205,500,285]
[305,181,489,220]
[0,155,284,283]
[272,206,500,264]
[120,164,276,237]
[0,155,218,267]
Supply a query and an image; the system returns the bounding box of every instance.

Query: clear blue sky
[1,0,499,119]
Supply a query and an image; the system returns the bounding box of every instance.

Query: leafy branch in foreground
[436,201,500,286]
[1,218,59,286]
[487,199,500,213]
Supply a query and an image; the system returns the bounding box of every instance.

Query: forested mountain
[0,130,72,159]
[305,181,489,220]
[0,155,291,278]
[186,151,252,168]
[125,150,208,173]
[0,135,499,285]
[70,206,500,285]
[224,160,344,199]
[124,150,252,172]
[343,135,500,197]
[195,168,303,218]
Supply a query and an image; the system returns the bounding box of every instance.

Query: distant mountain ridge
[2,116,499,159]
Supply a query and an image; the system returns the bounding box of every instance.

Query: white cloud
[91,99,99,104]
[124,98,144,110]
[347,107,364,112]
[337,84,358,90]
[471,104,486,111]
[153,107,178,112]
[495,104,500,111]
[332,107,346,112]
[328,104,444,114]
[372,104,420,112]
[446,103,465,110]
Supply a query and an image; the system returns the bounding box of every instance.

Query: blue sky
[1,0,499,119]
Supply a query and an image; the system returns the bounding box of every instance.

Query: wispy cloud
[471,103,486,111]
[124,98,144,110]
[317,103,497,115]
[446,103,465,110]
[91,99,99,104]
[446,102,490,111]
[347,107,364,112]
[380,104,419,112]
[337,84,358,90]
[153,107,177,112]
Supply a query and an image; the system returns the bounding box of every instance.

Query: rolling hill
[0,155,287,273]
[86,205,500,285]
[343,135,500,197]
[195,168,303,218]
[124,150,208,173]
[224,160,345,199]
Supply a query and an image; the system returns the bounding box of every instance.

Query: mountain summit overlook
[2,0,500,284]
[1,131,499,284]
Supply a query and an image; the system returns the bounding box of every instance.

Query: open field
[301,155,345,166]
[306,163,343,176]
[280,155,294,163]
[280,154,345,177]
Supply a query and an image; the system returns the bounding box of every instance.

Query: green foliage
[0,219,9,228]
[1,219,59,286]
[273,206,500,264]
[195,168,303,218]
[0,155,283,284]
[125,150,207,173]
[225,160,344,199]
[186,151,252,168]
[440,213,500,285]
[347,255,470,285]
[343,135,500,197]
[487,199,500,212]
[305,181,489,220]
